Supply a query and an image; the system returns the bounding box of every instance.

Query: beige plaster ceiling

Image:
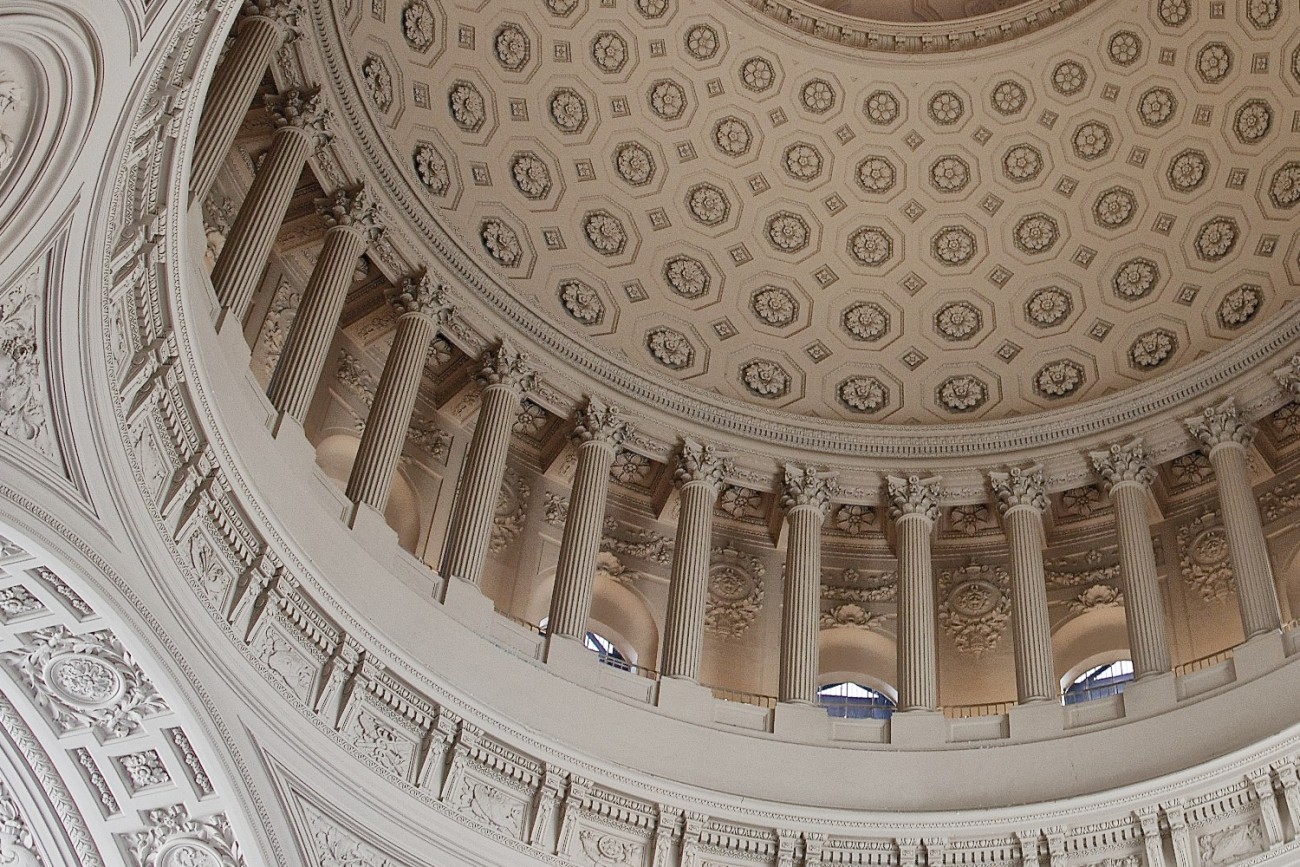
[789,0,1037,25]
[341,0,1300,426]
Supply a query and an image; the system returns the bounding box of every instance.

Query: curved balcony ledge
[182,248,1300,812]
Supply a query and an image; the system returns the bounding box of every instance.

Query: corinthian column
[440,345,534,588]
[887,475,942,712]
[1185,399,1282,638]
[211,89,332,323]
[346,274,452,512]
[778,465,836,704]
[191,0,303,202]
[547,400,631,640]
[661,440,731,681]
[1090,440,1170,679]
[267,186,383,422]
[990,466,1055,704]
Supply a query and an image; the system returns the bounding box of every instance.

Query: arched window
[1063,659,1134,705]
[583,631,632,671]
[538,618,636,672]
[816,681,895,720]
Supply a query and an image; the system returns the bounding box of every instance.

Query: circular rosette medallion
[43,652,126,709]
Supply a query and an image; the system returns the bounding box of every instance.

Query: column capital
[780,464,837,517]
[674,439,731,489]
[265,88,332,149]
[572,397,631,448]
[239,0,303,39]
[316,185,384,245]
[386,272,453,322]
[1272,354,1300,399]
[1184,397,1254,452]
[989,465,1047,516]
[478,344,535,392]
[886,475,941,523]
[1089,438,1154,491]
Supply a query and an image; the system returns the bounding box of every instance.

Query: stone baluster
[547,399,631,640]
[440,345,534,588]
[211,89,332,324]
[191,0,303,201]
[1185,399,1282,638]
[778,465,836,704]
[1090,439,1171,679]
[990,465,1056,704]
[345,273,452,512]
[661,440,731,681]
[887,475,942,712]
[267,186,383,422]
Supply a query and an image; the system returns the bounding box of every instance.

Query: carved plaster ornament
[1184,398,1253,451]
[1274,355,1300,400]
[704,546,764,638]
[938,564,1011,656]
[0,782,40,867]
[675,438,731,488]
[989,465,1047,515]
[1177,510,1235,603]
[478,343,535,392]
[489,469,529,552]
[2,626,168,739]
[1089,438,1155,491]
[780,464,838,517]
[885,475,941,523]
[573,397,630,448]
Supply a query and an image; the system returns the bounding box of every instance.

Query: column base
[440,575,493,630]
[1232,629,1285,683]
[214,300,252,361]
[772,701,830,740]
[544,634,596,679]
[888,709,947,747]
[346,501,398,561]
[266,410,320,471]
[1008,699,1065,741]
[656,677,715,724]
[1121,671,1176,719]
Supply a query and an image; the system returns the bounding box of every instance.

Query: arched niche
[523,553,661,668]
[818,626,898,702]
[313,432,422,551]
[1053,604,1130,688]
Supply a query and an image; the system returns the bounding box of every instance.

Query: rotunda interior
[6,0,1300,864]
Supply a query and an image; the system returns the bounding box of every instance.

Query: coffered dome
[343,0,1300,428]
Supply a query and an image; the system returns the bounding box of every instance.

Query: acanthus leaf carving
[489,468,529,553]
[704,545,765,639]
[0,260,56,461]
[886,475,941,523]
[1184,398,1253,451]
[2,625,168,739]
[123,804,245,867]
[1089,439,1154,490]
[780,464,837,517]
[1177,510,1235,603]
[675,438,731,489]
[938,564,1011,657]
[989,465,1047,515]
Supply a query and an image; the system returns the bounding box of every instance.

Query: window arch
[816,681,896,719]
[1063,657,1134,704]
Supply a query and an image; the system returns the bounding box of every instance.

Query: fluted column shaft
[345,313,437,510]
[779,505,824,704]
[1111,481,1171,678]
[441,382,523,587]
[895,514,938,711]
[210,125,313,322]
[662,481,721,680]
[777,465,836,705]
[266,224,368,421]
[1004,506,1055,703]
[1207,442,1282,637]
[1188,399,1284,640]
[548,439,619,640]
[191,12,296,201]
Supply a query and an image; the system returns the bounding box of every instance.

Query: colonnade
[195,5,1284,711]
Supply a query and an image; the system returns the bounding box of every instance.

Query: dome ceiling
[784,0,1038,25]
[342,0,1300,426]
